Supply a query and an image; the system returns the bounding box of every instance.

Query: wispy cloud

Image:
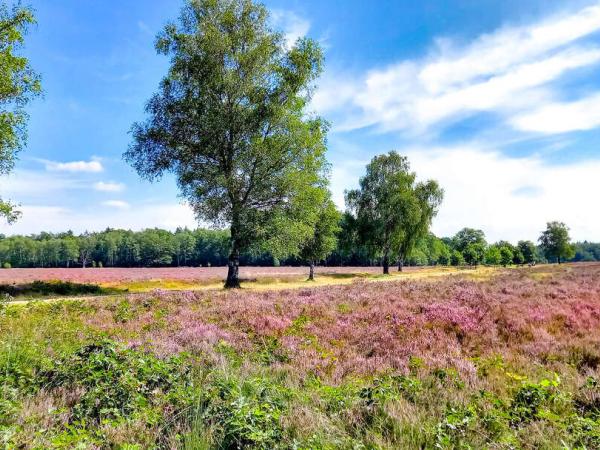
[94,181,126,193]
[313,3,600,136]
[405,146,600,242]
[101,200,130,210]
[43,159,104,173]
[512,92,600,133]
[271,10,310,50]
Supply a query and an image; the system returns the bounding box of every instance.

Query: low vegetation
[2,263,600,448]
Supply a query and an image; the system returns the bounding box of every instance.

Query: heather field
[0,265,443,299]
[0,266,392,284]
[2,263,600,449]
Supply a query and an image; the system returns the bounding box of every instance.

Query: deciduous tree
[539,221,575,264]
[345,152,415,275]
[125,0,328,288]
[299,193,341,281]
[0,4,41,223]
[518,240,537,265]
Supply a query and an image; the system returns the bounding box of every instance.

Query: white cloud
[101,200,130,210]
[271,10,310,50]
[314,2,600,135]
[405,146,600,243]
[328,146,600,243]
[94,181,126,192]
[44,159,104,173]
[512,91,600,133]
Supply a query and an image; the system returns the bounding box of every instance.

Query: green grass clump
[0,280,122,299]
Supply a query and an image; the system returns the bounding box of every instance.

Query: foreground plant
[2,264,600,448]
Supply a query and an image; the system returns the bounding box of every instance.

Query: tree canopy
[299,193,341,280]
[539,221,575,264]
[345,151,442,275]
[0,3,41,223]
[125,0,329,288]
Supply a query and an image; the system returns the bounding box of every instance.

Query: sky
[1,0,600,243]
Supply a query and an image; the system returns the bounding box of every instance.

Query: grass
[0,280,123,300]
[2,263,599,448]
[102,266,500,295]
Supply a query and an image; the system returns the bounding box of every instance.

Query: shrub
[198,374,289,449]
[40,340,194,423]
[510,376,560,426]
[2,262,10,269]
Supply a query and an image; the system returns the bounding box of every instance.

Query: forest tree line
[0,224,596,269]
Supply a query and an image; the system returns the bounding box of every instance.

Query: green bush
[2,262,10,269]
[40,340,194,423]
[199,374,290,449]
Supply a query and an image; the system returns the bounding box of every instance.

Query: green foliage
[484,246,501,265]
[300,194,341,279]
[463,242,486,266]
[0,3,41,223]
[539,221,576,264]
[39,340,193,423]
[499,246,514,267]
[1,262,9,269]
[452,228,487,254]
[346,151,442,274]
[518,240,537,264]
[0,280,107,298]
[396,180,444,270]
[509,376,561,426]
[450,249,465,266]
[125,0,329,287]
[198,374,289,449]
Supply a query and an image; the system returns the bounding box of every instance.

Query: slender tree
[518,240,537,265]
[78,233,97,269]
[0,4,41,223]
[346,152,429,275]
[452,228,487,254]
[539,221,575,264]
[299,194,341,281]
[125,0,329,288]
[499,246,513,267]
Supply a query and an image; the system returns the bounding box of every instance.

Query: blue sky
[2,0,600,242]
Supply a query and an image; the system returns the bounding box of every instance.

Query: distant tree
[396,180,444,271]
[452,228,487,254]
[419,233,451,266]
[59,237,79,268]
[346,152,418,275]
[436,240,452,266]
[78,233,97,268]
[512,247,525,265]
[572,242,600,262]
[485,246,501,265]
[450,249,465,266]
[518,240,537,265]
[174,229,196,266]
[125,0,328,288]
[499,246,514,267]
[138,229,174,266]
[539,221,575,264]
[300,195,341,280]
[463,242,486,266]
[0,4,41,223]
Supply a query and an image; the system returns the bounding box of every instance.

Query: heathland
[2,263,600,448]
